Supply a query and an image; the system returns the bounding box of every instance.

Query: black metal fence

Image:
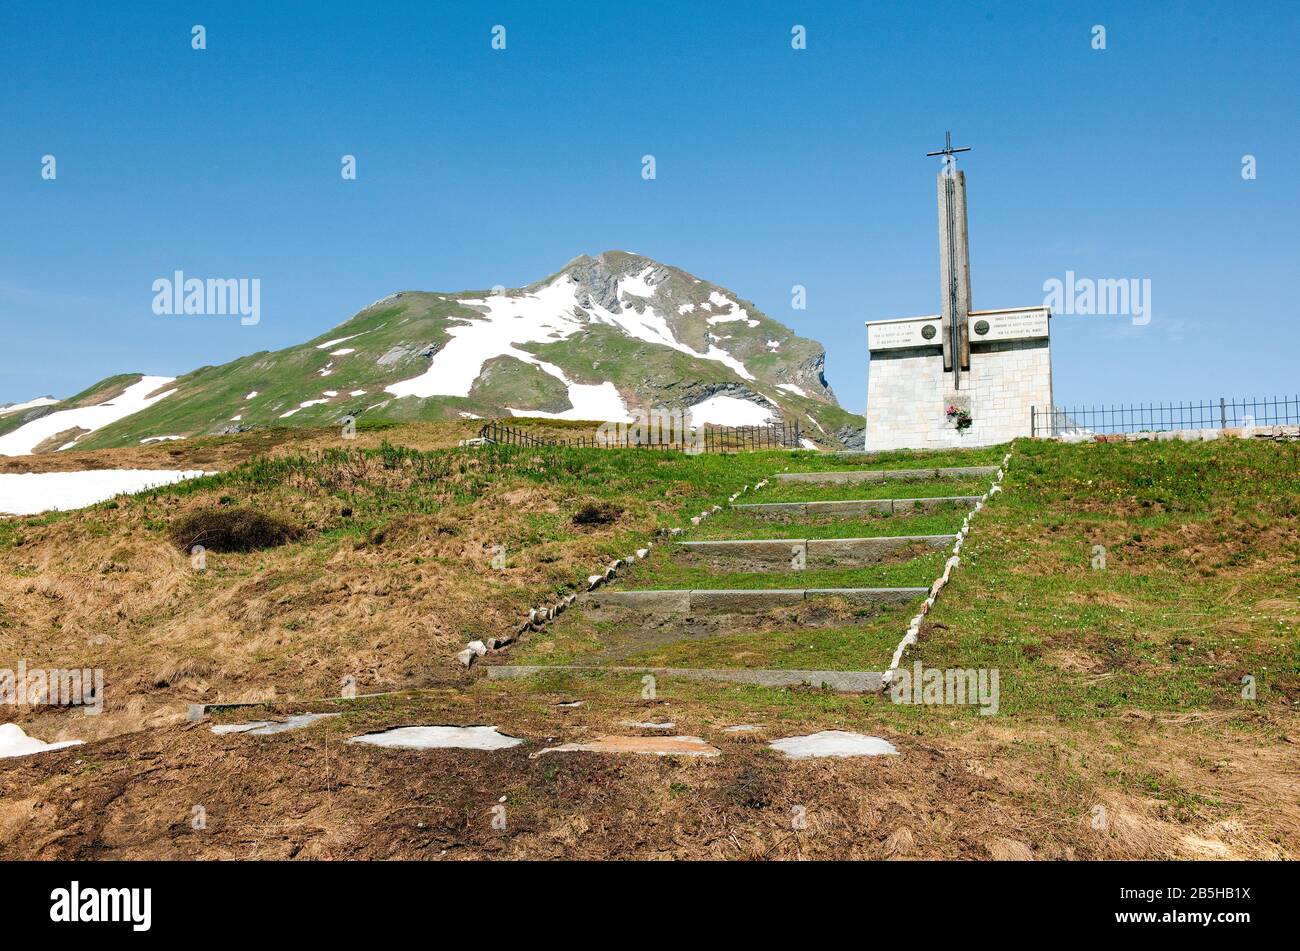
[1032,395,1300,437]
[478,418,804,453]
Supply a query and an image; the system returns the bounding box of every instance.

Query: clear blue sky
[2,0,1296,413]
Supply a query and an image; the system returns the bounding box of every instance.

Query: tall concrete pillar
[936,169,972,378]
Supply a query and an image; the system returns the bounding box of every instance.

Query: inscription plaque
[970,308,1049,342]
[867,317,944,351]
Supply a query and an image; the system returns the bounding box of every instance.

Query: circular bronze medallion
[973,319,990,335]
[921,324,937,340]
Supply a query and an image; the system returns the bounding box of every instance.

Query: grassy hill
[0,426,1295,859]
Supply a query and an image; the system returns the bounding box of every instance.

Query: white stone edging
[455,475,766,668]
[880,451,1013,686]
[1047,424,1299,444]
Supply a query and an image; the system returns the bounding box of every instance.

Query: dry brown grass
[0,424,676,747]
[167,507,302,552]
[1,430,1295,861]
[0,418,600,474]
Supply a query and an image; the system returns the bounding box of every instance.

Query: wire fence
[478,418,804,453]
[1032,395,1300,437]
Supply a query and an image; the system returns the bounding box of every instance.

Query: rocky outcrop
[836,424,866,450]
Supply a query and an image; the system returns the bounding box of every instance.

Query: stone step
[732,495,981,517]
[486,664,884,693]
[776,465,996,484]
[586,586,925,614]
[676,534,955,569]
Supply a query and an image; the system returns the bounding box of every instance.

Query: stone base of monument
[864,310,1052,451]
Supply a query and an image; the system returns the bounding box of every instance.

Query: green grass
[510,436,1297,728]
[137,440,1000,533]
[783,444,1008,469]
[753,476,988,503]
[616,617,907,670]
[468,356,571,413]
[910,437,1300,718]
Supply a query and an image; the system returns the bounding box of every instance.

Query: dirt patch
[677,539,936,573]
[168,507,303,552]
[572,501,622,526]
[539,596,904,664]
[1116,518,1299,575]
[0,691,1116,860]
[506,593,908,669]
[1042,649,1105,674]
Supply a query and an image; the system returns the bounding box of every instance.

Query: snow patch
[0,376,178,457]
[768,730,899,759]
[280,399,330,418]
[532,735,720,757]
[383,272,753,410]
[0,469,213,515]
[244,391,259,400]
[212,713,339,736]
[349,390,367,397]
[508,381,629,422]
[687,395,776,427]
[316,332,366,350]
[704,291,759,328]
[776,383,808,397]
[617,267,660,300]
[347,725,523,750]
[0,723,82,759]
[329,348,356,356]
[140,435,185,444]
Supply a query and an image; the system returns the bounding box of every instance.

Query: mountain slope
[3,251,862,455]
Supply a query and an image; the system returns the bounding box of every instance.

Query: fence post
[1030,406,1036,438]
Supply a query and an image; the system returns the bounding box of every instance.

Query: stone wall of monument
[864,339,1052,450]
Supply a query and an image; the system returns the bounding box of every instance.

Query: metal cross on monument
[927,131,972,388]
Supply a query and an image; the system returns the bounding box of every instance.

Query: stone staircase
[486,462,999,693]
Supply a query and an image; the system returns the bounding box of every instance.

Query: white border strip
[880,451,1013,685]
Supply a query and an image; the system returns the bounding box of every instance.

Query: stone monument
[864,134,1052,450]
